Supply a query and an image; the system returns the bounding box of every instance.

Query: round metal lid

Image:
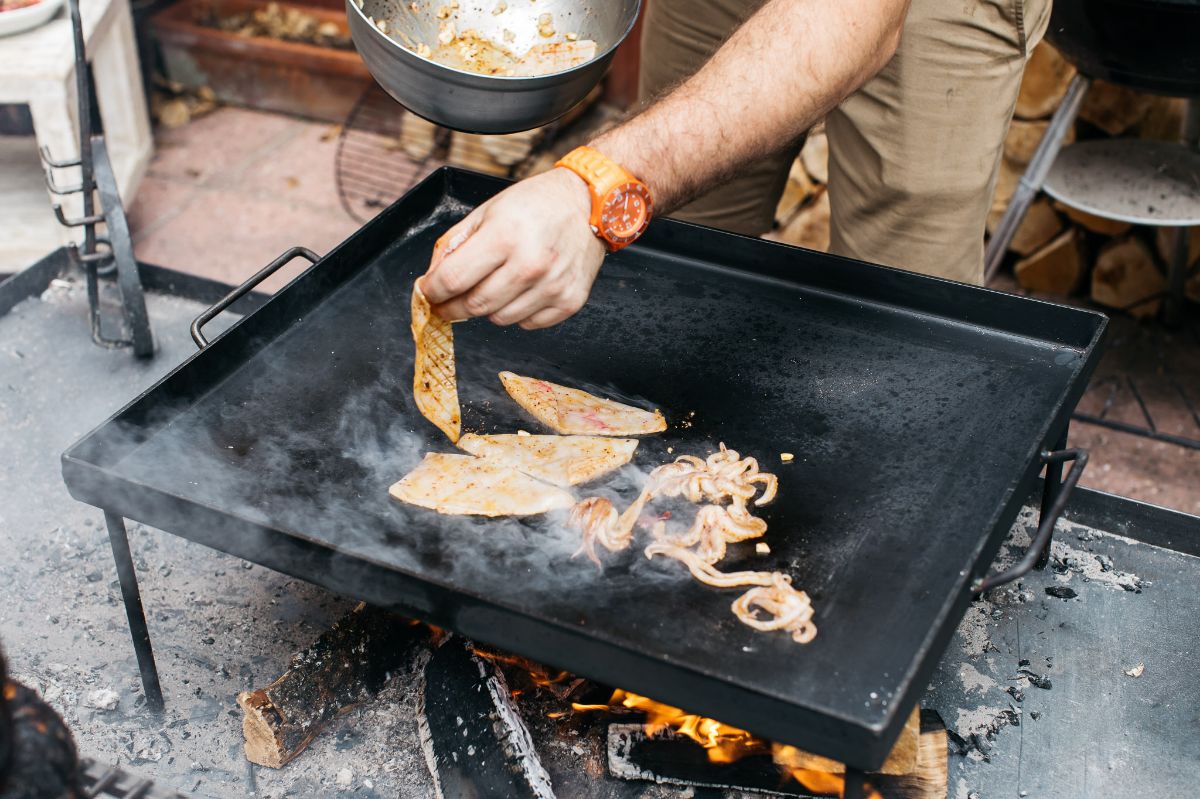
[1043,139,1200,227]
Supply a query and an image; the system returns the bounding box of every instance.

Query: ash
[0,289,433,797]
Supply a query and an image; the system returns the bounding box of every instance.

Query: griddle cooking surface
[64,170,1105,769]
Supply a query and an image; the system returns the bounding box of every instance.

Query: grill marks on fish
[412,283,461,443]
[458,433,638,487]
[389,453,574,516]
[498,371,667,436]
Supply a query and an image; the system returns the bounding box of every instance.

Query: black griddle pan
[63,168,1106,770]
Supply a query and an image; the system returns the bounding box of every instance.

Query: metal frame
[37,0,153,357]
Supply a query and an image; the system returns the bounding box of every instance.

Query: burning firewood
[418,636,556,799]
[236,603,431,768]
[606,707,946,798]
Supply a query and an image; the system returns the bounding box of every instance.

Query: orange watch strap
[555,146,653,250]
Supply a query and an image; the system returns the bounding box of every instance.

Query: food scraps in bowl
[360,0,598,77]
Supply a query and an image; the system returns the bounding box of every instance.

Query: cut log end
[1014,43,1076,120]
[238,689,306,769]
[1015,229,1082,295]
[1091,236,1165,317]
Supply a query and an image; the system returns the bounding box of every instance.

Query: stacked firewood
[989,43,1197,316]
[768,127,831,251]
[771,45,1199,314]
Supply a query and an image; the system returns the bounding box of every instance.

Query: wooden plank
[1004,118,1074,166]
[1007,198,1064,257]
[1015,228,1082,295]
[1014,43,1076,120]
[772,187,830,251]
[1054,202,1133,237]
[1091,236,1164,317]
[773,706,922,776]
[775,158,818,226]
[1155,226,1200,268]
[1079,80,1155,136]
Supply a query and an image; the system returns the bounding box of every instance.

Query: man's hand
[421,167,605,330]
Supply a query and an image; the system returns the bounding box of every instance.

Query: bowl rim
[346,0,641,82]
[0,0,63,20]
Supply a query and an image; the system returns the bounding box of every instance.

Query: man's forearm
[591,0,909,215]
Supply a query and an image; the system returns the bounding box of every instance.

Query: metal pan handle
[190,247,320,349]
[973,448,1088,594]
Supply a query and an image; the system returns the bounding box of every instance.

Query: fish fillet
[412,283,461,442]
[390,453,574,516]
[498,372,666,436]
[458,433,637,486]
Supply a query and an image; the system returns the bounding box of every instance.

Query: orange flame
[471,647,573,688]
[576,690,881,798]
[468,650,883,799]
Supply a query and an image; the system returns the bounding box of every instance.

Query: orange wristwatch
[555,146,653,251]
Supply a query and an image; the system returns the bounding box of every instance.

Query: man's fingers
[487,287,547,327]
[429,213,481,272]
[517,306,574,330]
[433,259,537,322]
[421,221,508,307]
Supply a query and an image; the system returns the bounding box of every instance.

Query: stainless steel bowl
[347,0,641,134]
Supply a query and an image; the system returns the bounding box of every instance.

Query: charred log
[237,603,430,768]
[417,636,556,799]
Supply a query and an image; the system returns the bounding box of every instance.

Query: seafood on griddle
[389,453,574,516]
[570,444,776,566]
[569,445,818,643]
[458,433,637,487]
[499,371,667,436]
[411,282,461,442]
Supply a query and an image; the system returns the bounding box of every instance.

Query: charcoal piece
[237,603,430,768]
[1006,687,1024,703]
[946,729,970,755]
[1030,711,1042,720]
[1045,586,1078,600]
[418,636,555,799]
[1017,668,1053,690]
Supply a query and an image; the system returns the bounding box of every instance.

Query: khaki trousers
[638,0,1053,284]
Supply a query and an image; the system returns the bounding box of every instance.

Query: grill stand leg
[842,767,868,799]
[104,512,164,711]
[983,74,1091,283]
[1034,428,1070,571]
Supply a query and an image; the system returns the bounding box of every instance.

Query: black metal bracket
[37,0,154,359]
[973,444,1089,594]
[190,247,320,348]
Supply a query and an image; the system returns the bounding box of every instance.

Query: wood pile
[766,127,830,251]
[990,43,1196,316]
[770,44,1199,314]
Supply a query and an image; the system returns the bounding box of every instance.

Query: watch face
[600,183,653,245]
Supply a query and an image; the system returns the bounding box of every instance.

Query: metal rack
[79,758,190,798]
[39,0,153,357]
